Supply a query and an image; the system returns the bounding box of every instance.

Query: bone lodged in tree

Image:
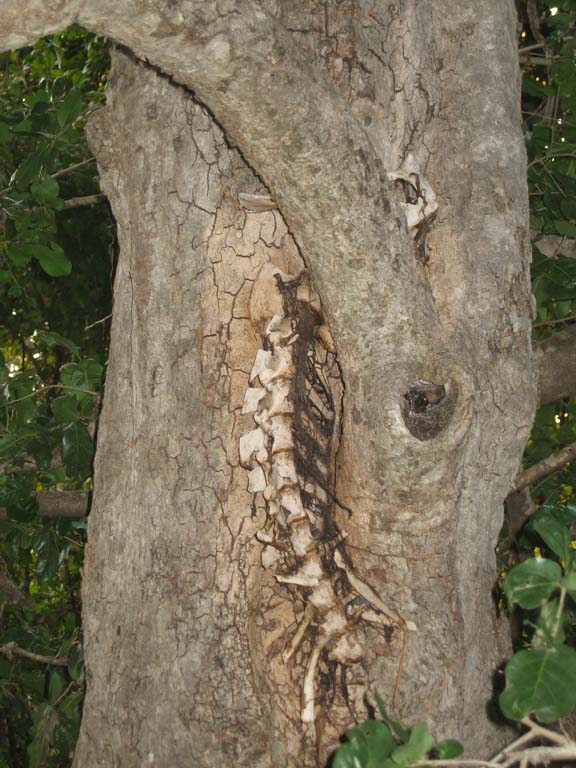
[242,262,414,724]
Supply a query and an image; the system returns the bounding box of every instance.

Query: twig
[0,158,96,198]
[0,641,68,667]
[85,313,112,331]
[2,383,99,407]
[51,157,96,180]
[519,43,547,53]
[514,441,576,489]
[533,315,576,327]
[528,152,576,168]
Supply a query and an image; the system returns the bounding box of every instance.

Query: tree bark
[0,2,536,765]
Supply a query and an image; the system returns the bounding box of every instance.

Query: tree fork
[0,2,536,764]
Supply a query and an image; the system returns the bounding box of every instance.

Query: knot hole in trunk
[401,378,457,441]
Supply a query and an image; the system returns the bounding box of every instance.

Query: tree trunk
[0,2,536,765]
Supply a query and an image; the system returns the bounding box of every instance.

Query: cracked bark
[0,2,536,765]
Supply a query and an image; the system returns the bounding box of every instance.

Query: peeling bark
[0,2,537,765]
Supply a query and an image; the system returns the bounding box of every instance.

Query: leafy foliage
[500,503,576,723]
[0,28,110,767]
[332,695,462,768]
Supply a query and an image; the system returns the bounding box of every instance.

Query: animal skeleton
[241,263,415,724]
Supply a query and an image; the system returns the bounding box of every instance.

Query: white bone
[239,428,266,468]
[289,521,316,556]
[280,488,307,523]
[258,348,295,386]
[315,324,336,353]
[261,545,282,569]
[283,605,313,662]
[242,387,267,414]
[301,637,329,723]
[248,465,267,493]
[276,557,323,587]
[265,381,293,416]
[250,349,273,384]
[329,633,365,664]
[238,193,278,212]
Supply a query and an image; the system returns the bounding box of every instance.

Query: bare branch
[415,717,576,767]
[63,193,106,209]
[0,490,89,521]
[85,313,112,331]
[0,158,96,198]
[536,324,576,405]
[0,641,68,667]
[515,441,576,490]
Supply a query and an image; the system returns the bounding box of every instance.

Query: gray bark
[0,2,536,765]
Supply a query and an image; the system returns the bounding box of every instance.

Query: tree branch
[515,441,576,490]
[0,641,68,667]
[535,324,576,405]
[0,490,89,521]
[0,569,34,609]
[63,193,106,208]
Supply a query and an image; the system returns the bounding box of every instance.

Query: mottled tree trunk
[0,1,537,766]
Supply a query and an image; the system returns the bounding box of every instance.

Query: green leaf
[532,599,566,649]
[7,242,37,267]
[374,693,409,743]
[532,517,572,565]
[61,422,94,478]
[391,723,432,765]
[499,645,576,723]
[554,220,576,237]
[333,742,364,768]
[68,644,84,683]
[434,740,463,759]
[35,243,72,277]
[51,395,81,422]
[346,720,396,763]
[30,174,60,206]
[57,89,83,128]
[561,197,576,219]
[503,558,561,609]
[36,536,61,581]
[561,571,576,603]
[60,359,103,395]
[12,145,52,188]
[48,669,66,703]
[36,330,79,357]
[0,122,12,144]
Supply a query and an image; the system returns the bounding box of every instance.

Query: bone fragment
[249,263,293,324]
[239,428,267,468]
[250,349,273,384]
[242,387,267,414]
[248,465,267,493]
[238,192,278,212]
[302,637,330,723]
[283,605,313,662]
